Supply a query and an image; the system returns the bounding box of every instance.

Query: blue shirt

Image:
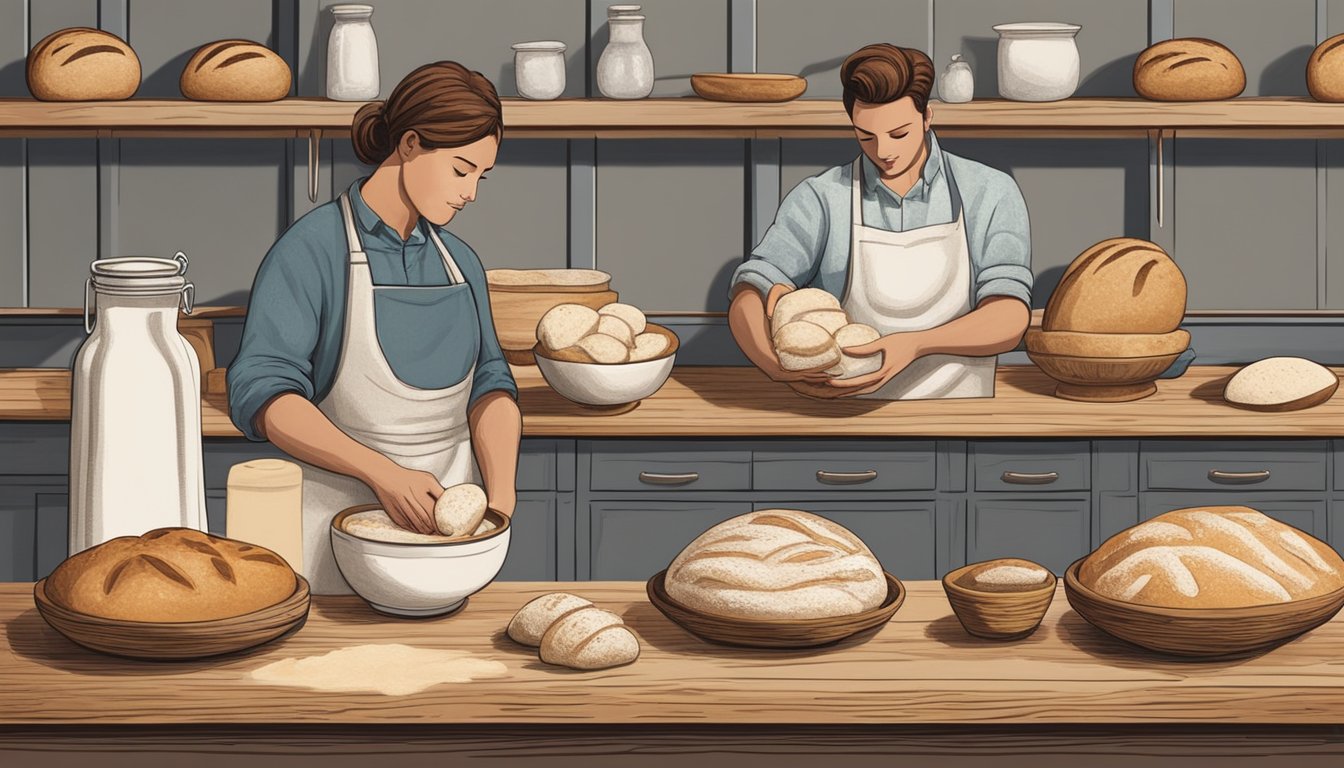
[731,131,1033,307]
[228,179,516,442]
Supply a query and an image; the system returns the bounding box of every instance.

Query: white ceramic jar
[940,54,975,103]
[69,253,206,554]
[327,4,379,101]
[513,41,567,100]
[993,22,1082,102]
[597,14,654,99]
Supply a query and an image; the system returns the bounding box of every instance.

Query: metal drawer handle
[1209,469,1271,484]
[1001,471,1059,485]
[638,471,700,486]
[817,470,878,485]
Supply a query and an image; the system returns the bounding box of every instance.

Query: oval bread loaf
[508,592,594,646]
[1042,238,1187,334]
[433,482,488,537]
[539,606,641,670]
[181,39,291,101]
[537,304,600,351]
[27,27,141,101]
[771,288,841,336]
[959,558,1052,593]
[1308,33,1344,102]
[1223,356,1339,411]
[1134,38,1245,101]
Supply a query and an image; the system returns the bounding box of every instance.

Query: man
[728,43,1032,400]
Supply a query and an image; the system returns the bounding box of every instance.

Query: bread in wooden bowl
[1043,238,1187,334]
[27,27,141,101]
[1134,38,1246,101]
[1065,506,1344,658]
[1223,357,1339,412]
[942,558,1056,640]
[180,39,291,101]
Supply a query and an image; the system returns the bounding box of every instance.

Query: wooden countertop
[3,580,1344,726]
[2,365,1343,438]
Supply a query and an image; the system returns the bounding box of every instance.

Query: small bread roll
[507,592,594,646]
[773,321,840,371]
[537,304,600,351]
[27,28,141,101]
[795,309,849,335]
[827,323,882,379]
[598,303,647,335]
[596,315,635,347]
[575,333,630,364]
[771,288,841,336]
[629,332,670,362]
[539,607,641,670]
[180,39,291,101]
[434,482,488,537]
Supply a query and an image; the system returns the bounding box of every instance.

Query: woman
[228,62,520,594]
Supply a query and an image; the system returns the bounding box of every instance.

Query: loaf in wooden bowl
[942,558,1056,640]
[1134,38,1245,101]
[26,27,141,101]
[1309,33,1344,102]
[181,40,291,101]
[1043,238,1187,334]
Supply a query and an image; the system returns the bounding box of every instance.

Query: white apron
[841,157,995,400]
[298,193,481,594]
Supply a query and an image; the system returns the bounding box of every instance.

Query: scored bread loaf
[181,40,291,101]
[538,606,641,670]
[1308,33,1344,102]
[1134,38,1245,101]
[1223,357,1339,411]
[771,288,842,336]
[1043,238,1187,334]
[508,592,594,646]
[1078,506,1344,608]
[665,509,887,620]
[26,27,141,101]
[45,528,296,622]
[774,320,841,371]
[433,482,488,537]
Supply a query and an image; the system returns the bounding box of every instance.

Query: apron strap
[426,226,469,286]
[851,144,965,228]
[337,193,369,266]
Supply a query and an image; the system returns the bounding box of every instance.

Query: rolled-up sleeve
[971,176,1033,307]
[730,180,829,299]
[227,238,325,442]
[455,242,517,410]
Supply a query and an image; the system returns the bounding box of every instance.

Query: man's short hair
[841,44,935,116]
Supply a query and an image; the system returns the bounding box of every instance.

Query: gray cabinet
[1140,493,1328,539]
[752,501,940,581]
[587,500,752,580]
[0,482,67,581]
[967,497,1092,575]
[497,492,565,582]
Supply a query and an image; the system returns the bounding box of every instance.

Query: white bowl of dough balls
[506,591,641,670]
[770,288,882,385]
[330,483,510,618]
[532,301,680,408]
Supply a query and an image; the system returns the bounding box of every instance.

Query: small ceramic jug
[941,54,974,103]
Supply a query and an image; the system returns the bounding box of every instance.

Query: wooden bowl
[33,575,310,661]
[1063,559,1344,659]
[646,569,904,649]
[485,268,616,365]
[1026,350,1181,402]
[942,562,1057,640]
[691,73,807,102]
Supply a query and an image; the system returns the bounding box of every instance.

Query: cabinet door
[588,501,752,581]
[0,483,68,582]
[1141,493,1327,538]
[968,497,1091,575]
[496,492,558,581]
[752,501,938,581]
[34,492,69,580]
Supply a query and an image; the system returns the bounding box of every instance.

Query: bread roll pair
[1134,38,1245,101]
[27,28,141,101]
[181,40,291,101]
[537,302,668,363]
[507,592,640,670]
[343,483,493,543]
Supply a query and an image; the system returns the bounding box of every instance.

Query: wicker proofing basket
[646,569,904,649]
[942,563,1057,640]
[1063,559,1344,659]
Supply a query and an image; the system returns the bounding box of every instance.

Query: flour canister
[69,252,207,554]
[227,459,304,572]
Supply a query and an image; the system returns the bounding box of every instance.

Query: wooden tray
[646,569,904,649]
[1063,559,1344,659]
[691,73,807,102]
[33,574,310,661]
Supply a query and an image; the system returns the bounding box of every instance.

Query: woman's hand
[362,462,443,535]
[817,332,924,397]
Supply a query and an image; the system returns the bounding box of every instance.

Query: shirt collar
[861,129,944,203]
[348,179,427,245]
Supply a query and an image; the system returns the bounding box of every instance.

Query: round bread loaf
[629,331,670,362]
[666,509,887,620]
[774,320,841,371]
[433,482,488,537]
[958,558,1052,593]
[508,592,593,646]
[1223,356,1339,411]
[26,27,140,101]
[598,302,647,335]
[537,304,600,351]
[596,315,635,347]
[539,606,641,670]
[1134,38,1245,101]
[45,528,296,622]
[1042,238,1187,334]
[1308,33,1344,102]
[827,323,881,379]
[771,288,842,336]
[1078,506,1344,608]
[181,39,291,101]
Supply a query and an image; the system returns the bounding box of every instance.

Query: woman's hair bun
[351,101,391,166]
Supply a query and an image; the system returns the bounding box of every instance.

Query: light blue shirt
[731,131,1033,308]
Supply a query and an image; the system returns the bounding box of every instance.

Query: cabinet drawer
[753,441,936,492]
[588,501,752,580]
[972,441,1090,492]
[1141,493,1327,538]
[1141,441,1327,492]
[967,497,1091,575]
[587,441,751,492]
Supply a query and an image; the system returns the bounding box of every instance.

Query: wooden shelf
[2,97,1344,139]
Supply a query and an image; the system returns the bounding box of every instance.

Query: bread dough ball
[575,333,630,364]
[537,304,600,351]
[434,483,488,537]
[629,332,670,362]
[596,315,635,347]
[598,302,647,335]
[773,320,840,371]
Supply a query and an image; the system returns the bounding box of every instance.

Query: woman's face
[399,132,499,226]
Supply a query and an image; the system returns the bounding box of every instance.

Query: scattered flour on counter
[248,644,508,696]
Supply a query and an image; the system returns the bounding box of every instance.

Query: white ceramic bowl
[533,324,679,407]
[994,22,1082,102]
[330,506,510,618]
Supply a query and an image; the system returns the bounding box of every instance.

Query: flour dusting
[248,644,508,696]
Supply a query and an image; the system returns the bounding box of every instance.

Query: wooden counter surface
[3,580,1344,727]
[2,364,1343,438]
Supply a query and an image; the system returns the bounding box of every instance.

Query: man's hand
[816,332,924,397]
[757,283,836,384]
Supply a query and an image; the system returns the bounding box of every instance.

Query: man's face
[850,96,931,178]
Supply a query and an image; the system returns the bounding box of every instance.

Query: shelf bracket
[1155,128,1166,229]
[306,128,322,203]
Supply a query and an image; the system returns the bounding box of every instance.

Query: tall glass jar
[69,253,206,554]
[327,4,380,100]
[597,14,654,99]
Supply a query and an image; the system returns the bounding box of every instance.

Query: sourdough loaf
[1308,33,1344,102]
[26,27,140,101]
[1134,38,1245,101]
[45,528,296,622]
[665,509,886,620]
[180,40,291,101]
[1078,506,1344,608]
[538,606,641,670]
[508,592,593,646]
[1042,238,1187,334]
[827,322,881,379]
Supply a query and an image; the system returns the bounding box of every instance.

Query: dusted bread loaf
[26,27,140,101]
[1078,507,1344,608]
[1043,238,1187,333]
[45,528,297,622]
[539,606,641,670]
[666,509,886,619]
[1308,33,1344,102]
[181,40,291,101]
[508,592,594,646]
[1134,38,1245,101]
[1223,357,1339,411]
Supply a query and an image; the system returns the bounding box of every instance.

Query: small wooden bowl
[646,569,904,649]
[942,562,1057,640]
[1063,559,1344,659]
[691,73,807,102]
[33,575,310,661]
